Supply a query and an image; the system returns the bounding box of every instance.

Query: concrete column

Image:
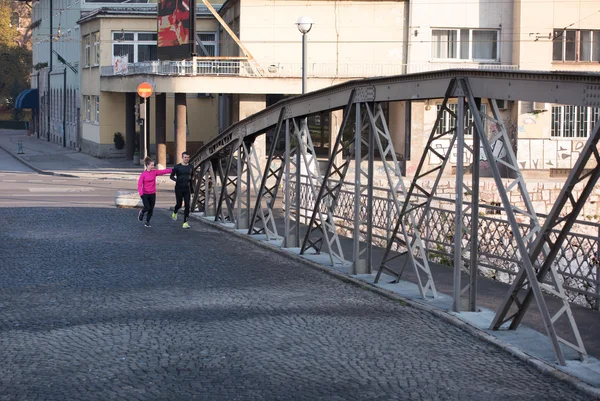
[155,93,167,168]
[174,93,187,165]
[391,100,423,178]
[329,109,343,165]
[238,94,266,158]
[125,93,136,160]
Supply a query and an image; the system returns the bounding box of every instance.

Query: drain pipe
[402,1,411,75]
[47,0,53,142]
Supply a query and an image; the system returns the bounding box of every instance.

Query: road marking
[28,187,96,193]
[2,179,16,182]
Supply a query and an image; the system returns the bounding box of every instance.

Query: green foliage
[0,1,31,107]
[11,106,24,121]
[434,244,454,268]
[0,44,31,107]
[113,132,125,149]
[33,62,48,70]
[0,1,18,48]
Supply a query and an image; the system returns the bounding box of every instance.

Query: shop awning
[14,88,38,109]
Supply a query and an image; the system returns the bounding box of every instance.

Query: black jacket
[170,163,194,189]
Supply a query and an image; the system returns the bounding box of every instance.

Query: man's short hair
[182,151,190,157]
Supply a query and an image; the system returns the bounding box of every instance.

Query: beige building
[77,0,411,162]
[78,9,221,160]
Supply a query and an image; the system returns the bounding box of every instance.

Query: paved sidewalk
[2,129,600,398]
[0,130,151,181]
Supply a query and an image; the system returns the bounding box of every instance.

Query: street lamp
[296,16,313,94]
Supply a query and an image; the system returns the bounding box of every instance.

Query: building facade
[27,0,600,179]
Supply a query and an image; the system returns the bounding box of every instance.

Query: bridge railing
[289,179,600,310]
[100,60,519,78]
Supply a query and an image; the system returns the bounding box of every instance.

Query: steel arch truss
[456,78,587,365]
[490,122,600,364]
[186,72,599,366]
[248,109,287,239]
[293,117,346,265]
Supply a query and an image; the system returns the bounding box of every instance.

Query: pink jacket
[138,169,172,196]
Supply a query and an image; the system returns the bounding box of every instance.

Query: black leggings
[174,186,191,222]
[141,193,156,223]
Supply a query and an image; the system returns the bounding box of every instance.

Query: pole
[140,97,147,162]
[62,69,67,148]
[302,33,307,94]
[48,0,53,143]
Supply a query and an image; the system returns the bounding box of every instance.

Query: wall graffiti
[516,139,587,170]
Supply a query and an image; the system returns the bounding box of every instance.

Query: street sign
[137,82,153,98]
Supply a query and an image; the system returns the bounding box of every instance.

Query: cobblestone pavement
[0,206,591,401]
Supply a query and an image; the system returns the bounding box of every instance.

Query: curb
[0,142,143,181]
[191,213,600,400]
[0,142,78,178]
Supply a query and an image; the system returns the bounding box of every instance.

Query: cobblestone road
[0,205,591,400]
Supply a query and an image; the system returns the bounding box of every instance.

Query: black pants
[174,186,190,222]
[141,193,156,223]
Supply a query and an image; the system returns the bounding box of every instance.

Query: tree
[0,0,18,48]
[0,1,31,109]
[0,44,31,107]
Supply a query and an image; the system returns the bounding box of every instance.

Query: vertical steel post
[469,102,481,312]
[352,103,362,274]
[283,119,293,247]
[366,107,375,274]
[245,143,252,229]
[295,119,302,244]
[235,142,245,228]
[453,97,465,312]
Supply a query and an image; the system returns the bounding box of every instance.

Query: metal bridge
[188,69,600,366]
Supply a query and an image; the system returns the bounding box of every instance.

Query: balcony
[100,59,519,79]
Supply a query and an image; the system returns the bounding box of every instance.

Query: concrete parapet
[115,190,142,208]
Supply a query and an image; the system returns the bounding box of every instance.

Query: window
[553,29,600,62]
[84,96,91,121]
[84,35,90,67]
[93,32,100,66]
[436,103,487,135]
[196,32,218,57]
[94,96,100,123]
[551,105,600,138]
[113,32,157,63]
[432,29,499,62]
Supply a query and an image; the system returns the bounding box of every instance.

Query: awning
[14,88,38,109]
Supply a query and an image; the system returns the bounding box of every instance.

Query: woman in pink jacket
[137,157,172,227]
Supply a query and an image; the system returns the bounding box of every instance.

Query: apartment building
[512,0,600,178]
[401,0,600,179]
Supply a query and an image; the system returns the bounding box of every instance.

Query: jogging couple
[137,151,194,228]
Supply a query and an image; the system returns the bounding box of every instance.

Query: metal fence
[101,61,519,78]
[291,180,600,310]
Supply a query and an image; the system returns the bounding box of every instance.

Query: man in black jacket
[170,151,194,229]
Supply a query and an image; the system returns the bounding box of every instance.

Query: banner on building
[157,0,196,60]
[112,55,129,75]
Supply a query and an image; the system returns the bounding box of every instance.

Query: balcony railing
[100,60,519,79]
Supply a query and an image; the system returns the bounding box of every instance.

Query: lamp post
[296,16,313,94]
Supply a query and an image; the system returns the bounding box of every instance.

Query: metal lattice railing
[100,61,519,78]
[289,179,600,309]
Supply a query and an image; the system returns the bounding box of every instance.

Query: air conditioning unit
[534,102,546,111]
[197,93,212,98]
[496,99,508,110]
